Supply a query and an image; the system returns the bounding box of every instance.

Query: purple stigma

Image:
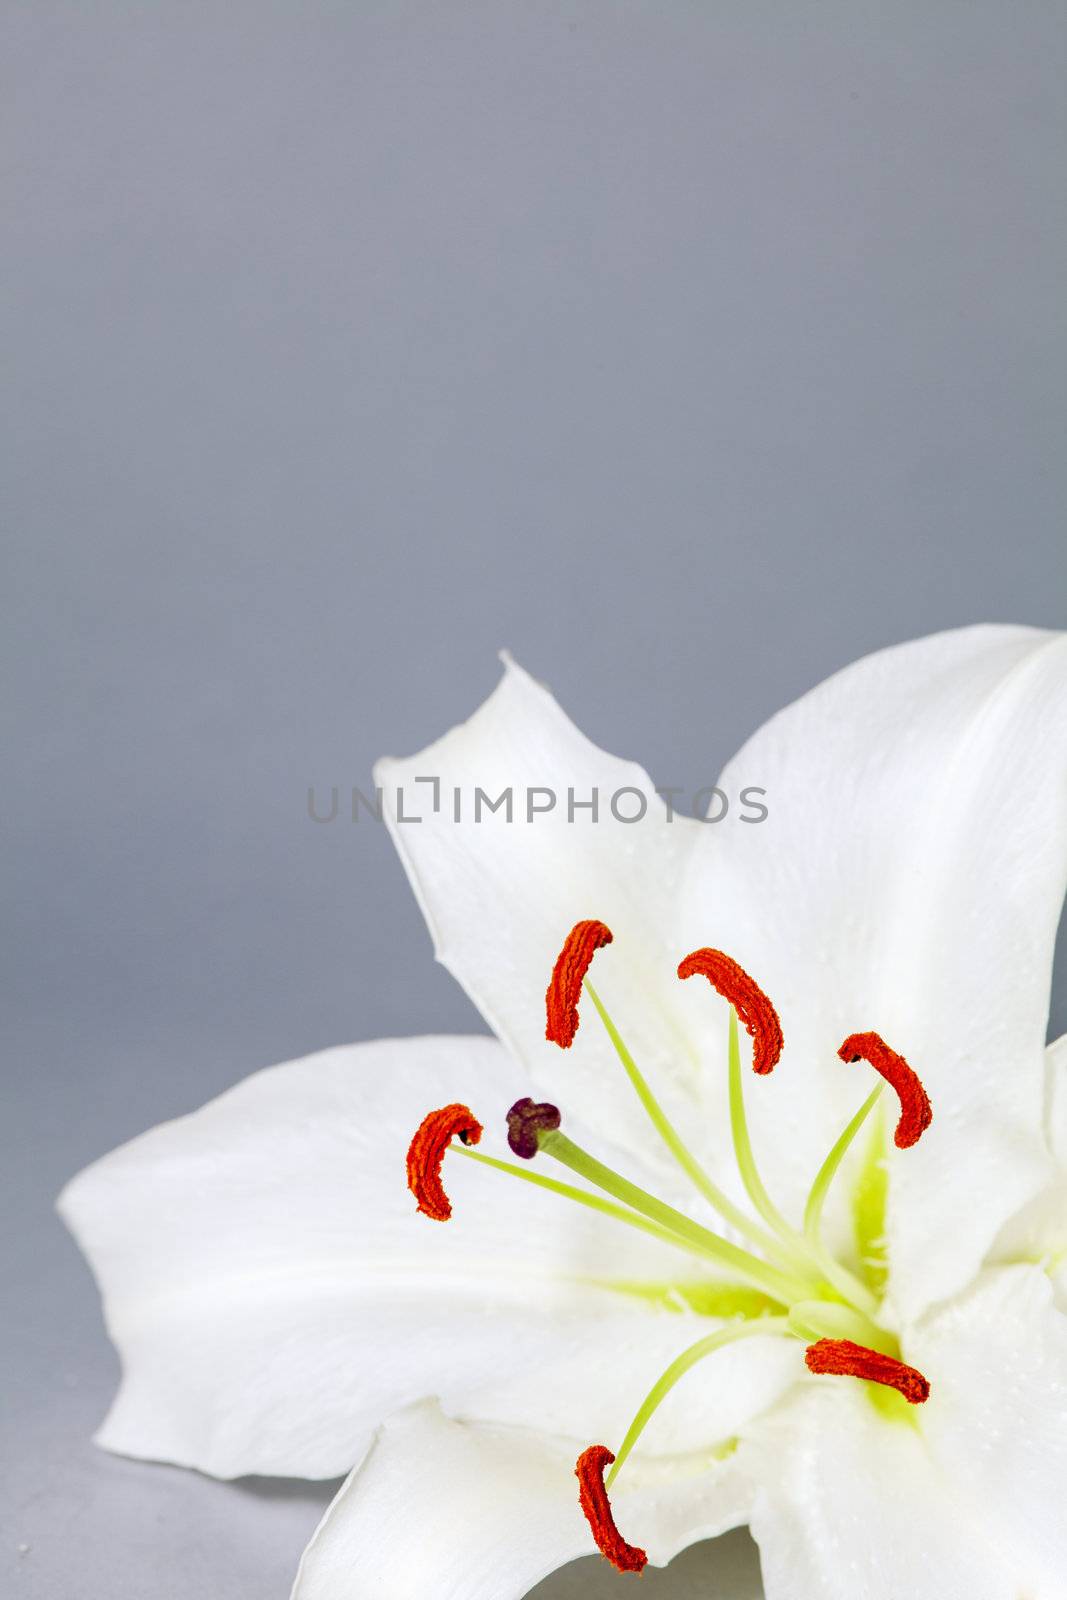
[506,1097,561,1159]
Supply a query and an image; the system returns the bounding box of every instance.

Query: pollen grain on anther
[805,1338,930,1404]
[546,919,614,1048]
[677,948,784,1075]
[575,1445,648,1574]
[406,1103,483,1222]
[837,1031,932,1148]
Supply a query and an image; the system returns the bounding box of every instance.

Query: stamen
[546,919,613,1047]
[724,1011,879,1317]
[605,1316,789,1490]
[805,1338,930,1404]
[584,978,792,1264]
[724,1008,798,1246]
[406,1103,483,1221]
[506,1096,561,1159]
[677,948,783,1074]
[536,1123,809,1303]
[800,1084,885,1320]
[837,1032,932,1149]
[575,1445,647,1574]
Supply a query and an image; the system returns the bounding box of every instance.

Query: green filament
[801,1083,885,1317]
[584,979,795,1266]
[804,1084,885,1245]
[605,1315,790,1489]
[539,1129,810,1304]
[726,1008,799,1246]
[726,1009,882,1317]
[452,1145,709,1262]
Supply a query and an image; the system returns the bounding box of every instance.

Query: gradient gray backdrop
[3,3,1065,1597]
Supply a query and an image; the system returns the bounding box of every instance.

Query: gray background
[3,2,1065,1596]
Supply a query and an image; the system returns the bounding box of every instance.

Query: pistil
[522,1113,812,1304]
[451,1141,719,1262]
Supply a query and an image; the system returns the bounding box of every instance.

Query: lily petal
[988,1035,1067,1309]
[1046,1030,1067,1161]
[746,1386,1017,1600]
[675,624,1067,1317]
[913,1264,1067,1592]
[291,1400,754,1600]
[374,657,715,1196]
[61,1036,726,1479]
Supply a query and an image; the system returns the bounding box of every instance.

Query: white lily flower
[60,624,1067,1599]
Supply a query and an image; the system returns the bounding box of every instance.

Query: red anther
[406,1104,483,1222]
[506,1097,562,1160]
[677,948,784,1075]
[546,920,614,1048]
[575,1445,648,1575]
[805,1338,930,1404]
[837,1031,933,1149]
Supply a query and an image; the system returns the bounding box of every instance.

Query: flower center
[405,919,934,1574]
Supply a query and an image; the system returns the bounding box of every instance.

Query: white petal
[678,624,1067,1317]
[374,656,716,1195]
[749,1265,1067,1599]
[745,1386,1017,1600]
[292,1401,754,1600]
[60,1035,718,1479]
[988,1036,1067,1310]
[1045,1030,1067,1161]
[1044,1032,1067,1308]
[911,1264,1067,1592]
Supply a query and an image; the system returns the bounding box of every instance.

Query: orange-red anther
[575,1445,648,1574]
[406,1104,483,1222]
[805,1338,930,1404]
[677,948,784,1075]
[546,920,614,1048]
[837,1031,933,1149]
